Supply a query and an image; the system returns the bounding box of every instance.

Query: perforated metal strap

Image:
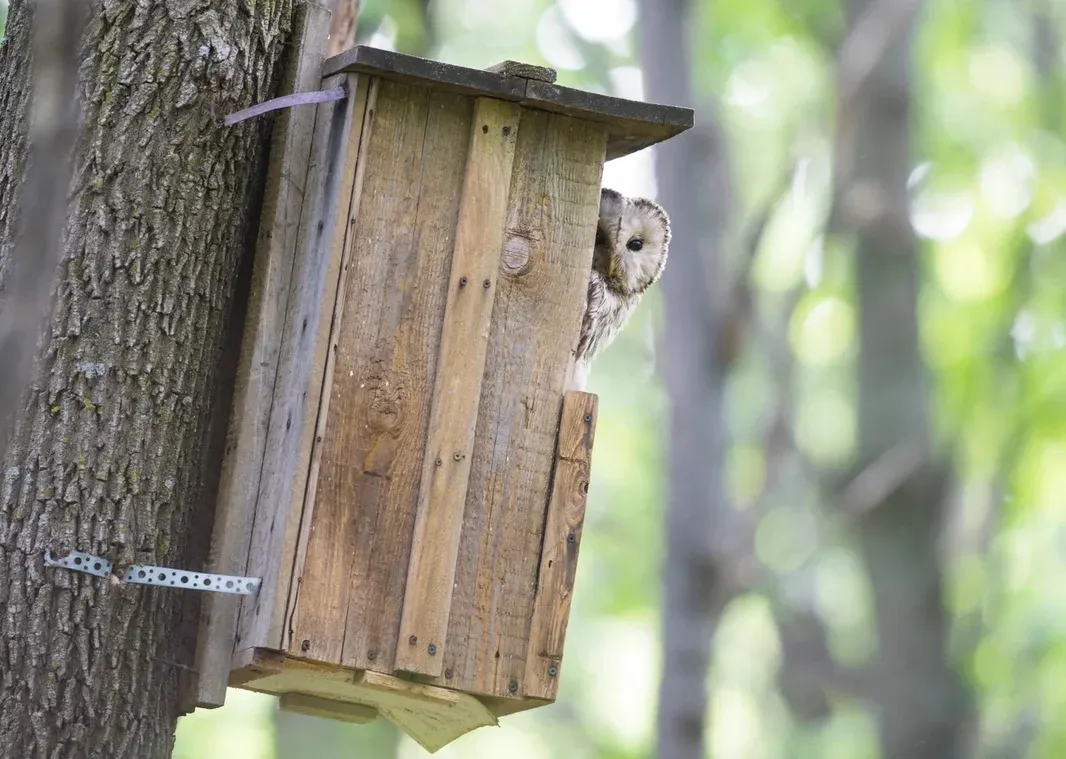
[44,550,261,596]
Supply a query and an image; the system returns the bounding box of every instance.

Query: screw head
[300,639,311,652]
[502,125,512,136]
[580,482,589,494]
[435,457,443,466]
[508,679,519,694]
[367,650,377,661]
[444,668,454,679]
[482,278,491,289]
[459,276,469,287]
[547,665,558,677]
[409,635,418,645]
[428,643,437,655]
[567,532,576,544]
[453,451,463,461]
[584,413,592,423]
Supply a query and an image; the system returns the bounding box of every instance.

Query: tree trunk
[322,0,359,58]
[0,1,292,756]
[832,0,971,755]
[637,1,732,757]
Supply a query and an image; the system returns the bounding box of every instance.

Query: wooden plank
[192,2,333,709]
[279,692,379,724]
[281,75,377,653]
[324,45,528,99]
[235,69,368,653]
[288,82,473,672]
[523,392,597,700]
[321,46,694,160]
[394,97,523,678]
[231,649,499,754]
[435,111,606,699]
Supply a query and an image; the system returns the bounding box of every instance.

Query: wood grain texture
[435,111,606,699]
[235,70,367,653]
[279,692,379,724]
[394,97,523,678]
[288,81,475,672]
[193,2,333,708]
[232,649,498,753]
[281,74,377,654]
[523,391,597,699]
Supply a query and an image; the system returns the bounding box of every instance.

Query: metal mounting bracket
[44,550,261,596]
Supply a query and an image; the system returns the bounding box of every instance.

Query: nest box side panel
[394,97,523,678]
[523,391,597,699]
[287,80,474,669]
[436,110,608,700]
[194,2,332,708]
[234,71,370,652]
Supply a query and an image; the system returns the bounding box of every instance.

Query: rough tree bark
[0,1,293,756]
[830,0,971,755]
[637,1,732,757]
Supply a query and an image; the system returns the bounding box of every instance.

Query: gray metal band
[44,550,261,596]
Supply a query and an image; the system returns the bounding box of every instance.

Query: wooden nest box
[195,15,693,755]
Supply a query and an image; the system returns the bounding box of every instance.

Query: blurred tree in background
[2,0,1063,755]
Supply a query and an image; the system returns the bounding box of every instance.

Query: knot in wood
[502,233,534,275]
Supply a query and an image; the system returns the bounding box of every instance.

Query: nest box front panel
[284,75,608,704]
[432,110,606,700]
[289,77,474,668]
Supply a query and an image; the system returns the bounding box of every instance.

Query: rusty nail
[459,276,468,287]
[584,413,592,423]
[508,679,519,694]
[547,665,558,677]
[567,532,576,544]
[435,457,443,466]
[444,668,454,679]
[482,279,491,289]
[428,643,437,655]
[367,650,377,661]
[409,635,418,645]
[300,639,311,652]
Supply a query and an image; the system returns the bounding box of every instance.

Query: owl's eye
[626,238,644,252]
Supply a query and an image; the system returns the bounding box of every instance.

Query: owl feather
[572,187,671,390]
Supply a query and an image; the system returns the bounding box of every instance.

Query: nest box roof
[323,46,695,161]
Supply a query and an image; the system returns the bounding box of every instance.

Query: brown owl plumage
[571,187,671,390]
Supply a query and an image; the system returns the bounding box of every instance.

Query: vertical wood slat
[393,97,523,677]
[435,112,607,699]
[339,90,475,673]
[523,391,597,700]
[289,81,473,669]
[280,75,377,653]
[192,2,332,708]
[235,69,368,653]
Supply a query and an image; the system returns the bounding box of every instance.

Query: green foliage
[172,0,1066,757]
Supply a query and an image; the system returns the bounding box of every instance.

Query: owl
[571,187,671,391]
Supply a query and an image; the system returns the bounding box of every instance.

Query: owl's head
[593,187,671,296]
